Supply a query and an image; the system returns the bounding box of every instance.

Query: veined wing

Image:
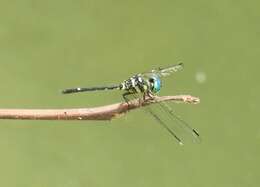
[145,105,183,145]
[125,93,184,144]
[123,92,200,144]
[158,101,201,143]
[141,63,184,77]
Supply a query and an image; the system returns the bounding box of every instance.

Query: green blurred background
[0,0,259,186]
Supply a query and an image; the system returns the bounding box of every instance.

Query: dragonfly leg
[122,92,132,103]
[122,92,135,109]
[142,91,155,105]
[143,92,147,101]
[145,91,155,100]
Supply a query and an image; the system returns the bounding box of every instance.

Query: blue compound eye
[149,76,161,93]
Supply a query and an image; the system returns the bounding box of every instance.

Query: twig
[0,95,199,121]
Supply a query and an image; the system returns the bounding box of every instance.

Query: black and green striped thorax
[119,74,149,93]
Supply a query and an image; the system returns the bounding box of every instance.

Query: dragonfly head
[149,75,161,93]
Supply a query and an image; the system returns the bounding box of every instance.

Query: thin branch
[0,95,199,121]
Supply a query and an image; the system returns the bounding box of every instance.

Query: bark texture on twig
[0,95,199,121]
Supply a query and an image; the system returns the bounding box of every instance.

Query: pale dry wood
[0,95,199,121]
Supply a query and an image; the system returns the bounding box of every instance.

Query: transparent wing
[124,92,200,145]
[158,101,201,143]
[141,63,184,77]
[124,92,183,145]
[145,104,184,145]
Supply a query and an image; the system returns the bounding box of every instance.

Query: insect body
[62,63,200,145]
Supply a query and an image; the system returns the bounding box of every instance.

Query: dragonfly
[62,63,200,145]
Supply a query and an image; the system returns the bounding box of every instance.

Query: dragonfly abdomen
[62,85,120,94]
